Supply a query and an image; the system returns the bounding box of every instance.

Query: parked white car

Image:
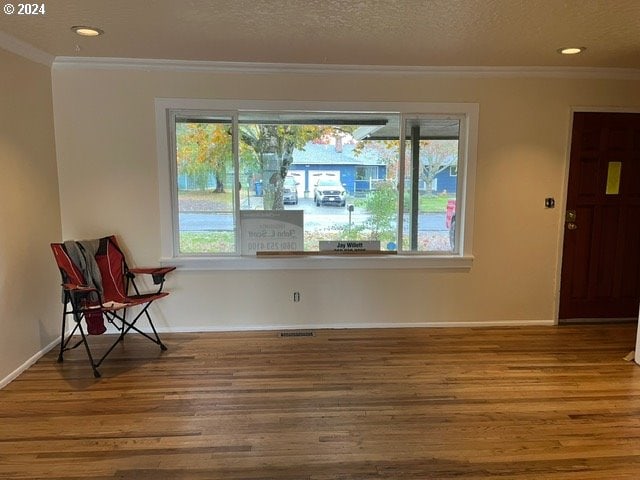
[283,176,299,205]
[314,177,347,207]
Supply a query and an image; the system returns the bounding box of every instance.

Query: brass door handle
[566,209,577,229]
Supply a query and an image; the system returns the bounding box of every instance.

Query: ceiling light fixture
[71,26,104,37]
[557,47,586,55]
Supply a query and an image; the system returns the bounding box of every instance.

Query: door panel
[559,112,640,320]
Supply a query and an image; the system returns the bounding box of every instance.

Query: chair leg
[144,308,167,351]
[58,303,68,363]
[68,303,168,378]
[115,304,168,351]
[77,319,101,378]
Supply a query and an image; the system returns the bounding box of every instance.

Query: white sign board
[240,210,304,255]
[319,240,381,252]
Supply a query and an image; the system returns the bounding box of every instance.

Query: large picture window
[158,100,477,269]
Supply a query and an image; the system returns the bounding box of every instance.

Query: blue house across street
[178,139,457,196]
[434,166,458,194]
[289,141,386,197]
[289,141,457,197]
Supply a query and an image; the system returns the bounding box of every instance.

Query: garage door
[287,170,305,198]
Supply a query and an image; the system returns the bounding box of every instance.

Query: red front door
[559,112,640,320]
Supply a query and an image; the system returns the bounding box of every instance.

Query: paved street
[179,198,447,232]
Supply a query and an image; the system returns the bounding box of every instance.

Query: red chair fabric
[51,235,175,377]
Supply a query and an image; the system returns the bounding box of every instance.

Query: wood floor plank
[1,324,640,479]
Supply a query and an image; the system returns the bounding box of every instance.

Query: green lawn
[354,194,454,213]
[179,232,235,253]
[179,230,343,253]
[419,195,454,213]
[177,191,454,254]
[178,190,234,212]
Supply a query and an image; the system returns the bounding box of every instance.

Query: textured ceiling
[0,0,639,68]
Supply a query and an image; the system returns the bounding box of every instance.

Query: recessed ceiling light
[557,47,586,55]
[71,26,104,37]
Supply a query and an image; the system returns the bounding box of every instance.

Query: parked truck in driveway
[313,176,347,207]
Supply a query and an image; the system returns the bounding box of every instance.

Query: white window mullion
[453,114,467,255]
[168,110,181,257]
[232,113,241,254]
[397,115,407,252]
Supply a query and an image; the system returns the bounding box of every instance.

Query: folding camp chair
[51,235,175,377]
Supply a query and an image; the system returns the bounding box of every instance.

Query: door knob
[567,222,578,230]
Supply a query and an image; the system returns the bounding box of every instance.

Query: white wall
[51,64,640,331]
[0,48,61,385]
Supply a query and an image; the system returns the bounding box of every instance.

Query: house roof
[292,143,384,166]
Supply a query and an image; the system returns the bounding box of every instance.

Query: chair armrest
[128,266,176,285]
[61,283,101,308]
[62,283,98,293]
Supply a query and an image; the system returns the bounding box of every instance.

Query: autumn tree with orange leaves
[176,122,232,193]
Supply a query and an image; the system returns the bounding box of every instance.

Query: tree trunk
[214,173,225,193]
[272,181,284,210]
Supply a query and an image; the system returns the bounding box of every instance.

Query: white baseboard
[0,336,61,390]
[151,319,556,333]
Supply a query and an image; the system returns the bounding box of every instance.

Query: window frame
[397,114,466,253]
[156,98,478,270]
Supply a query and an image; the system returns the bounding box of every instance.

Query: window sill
[160,254,474,271]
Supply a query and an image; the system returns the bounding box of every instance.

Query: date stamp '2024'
[3,3,46,15]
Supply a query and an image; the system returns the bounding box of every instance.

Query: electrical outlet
[293,291,301,302]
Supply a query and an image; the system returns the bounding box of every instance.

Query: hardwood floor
[2,323,640,479]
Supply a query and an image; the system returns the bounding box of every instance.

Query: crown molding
[51,56,640,80]
[0,31,53,66]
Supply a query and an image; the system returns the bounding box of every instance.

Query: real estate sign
[319,240,381,252]
[240,210,304,255]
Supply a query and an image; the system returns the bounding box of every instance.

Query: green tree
[361,181,398,243]
[353,139,400,179]
[338,181,397,246]
[176,123,231,192]
[356,139,458,196]
[178,121,355,209]
[240,124,325,210]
